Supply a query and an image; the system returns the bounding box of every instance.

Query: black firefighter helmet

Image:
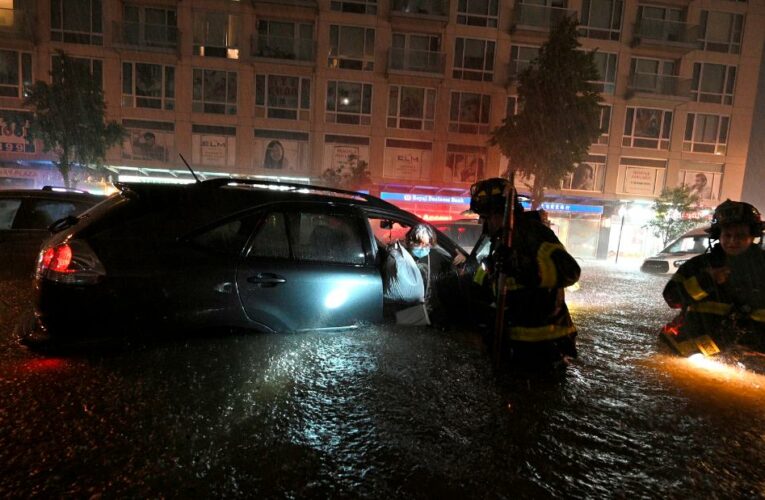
[707,199,764,239]
[469,178,524,217]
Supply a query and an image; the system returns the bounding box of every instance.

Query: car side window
[247,212,290,259]
[0,199,21,229]
[192,215,260,256]
[292,213,365,265]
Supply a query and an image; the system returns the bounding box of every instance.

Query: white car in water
[640,227,710,274]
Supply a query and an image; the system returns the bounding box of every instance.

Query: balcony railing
[627,72,691,98]
[388,47,445,75]
[511,4,576,31]
[633,18,699,48]
[0,8,32,39]
[113,21,179,51]
[251,34,315,63]
[390,0,449,19]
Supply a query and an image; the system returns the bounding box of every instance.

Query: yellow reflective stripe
[537,242,562,288]
[688,302,732,316]
[473,264,487,285]
[683,276,708,301]
[751,309,765,323]
[504,277,524,291]
[508,324,576,342]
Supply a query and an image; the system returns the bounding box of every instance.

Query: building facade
[0,0,763,258]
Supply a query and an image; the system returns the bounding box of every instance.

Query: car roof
[0,187,103,202]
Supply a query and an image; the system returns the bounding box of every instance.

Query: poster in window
[623,166,658,195]
[192,134,236,167]
[253,137,310,175]
[446,152,485,183]
[634,108,661,138]
[383,147,431,180]
[122,129,171,162]
[0,113,35,153]
[571,163,596,191]
[268,76,299,108]
[499,156,535,191]
[679,170,720,201]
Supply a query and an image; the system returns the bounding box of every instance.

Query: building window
[391,33,443,74]
[255,75,311,120]
[623,107,673,150]
[597,105,611,145]
[122,62,175,110]
[579,0,622,40]
[388,86,436,130]
[692,63,736,105]
[51,0,103,45]
[193,11,240,59]
[629,57,678,95]
[453,38,495,82]
[192,69,237,115]
[255,20,314,62]
[684,113,730,155]
[0,50,32,98]
[331,0,377,15]
[51,55,103,89]
[699,11,743,54]
[509,45,539,80]
[122,5,177,48]
[562,156,605,191]
[329,25,375,71]
[449,92,490,134]
[326,81,373,125]
[506,96,518,118]
[457,0,499,27]
[445,145,486,183]
[592,51,617,94]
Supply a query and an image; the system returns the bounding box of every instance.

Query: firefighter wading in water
[469,178,581,368]
[662,199,765,353]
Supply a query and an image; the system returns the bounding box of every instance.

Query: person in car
[662,199,765,352]
[403,224,465,326]
[468,178,581,369]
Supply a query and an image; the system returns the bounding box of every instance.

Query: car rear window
[0,198,21,229]
[12,199,92,230]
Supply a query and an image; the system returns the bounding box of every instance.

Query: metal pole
[615,213,625,264]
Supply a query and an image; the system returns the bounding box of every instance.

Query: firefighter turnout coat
[663,243,765,350]
[472,214,581,360]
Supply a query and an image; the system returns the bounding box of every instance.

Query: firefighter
[468,178,581,368]
[662,199,765,352]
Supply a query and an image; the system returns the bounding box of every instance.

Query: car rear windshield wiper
[48,215,80,233]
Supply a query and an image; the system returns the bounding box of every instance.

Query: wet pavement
[1,262,764,498]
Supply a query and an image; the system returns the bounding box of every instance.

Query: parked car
[28,179,469,342]
[434,219,483,253]
[0,187,103,280]
[640,227,710,274]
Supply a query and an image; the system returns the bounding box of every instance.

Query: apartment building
[0,0,763,258]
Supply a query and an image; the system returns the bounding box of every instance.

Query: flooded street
[1,262,764,498]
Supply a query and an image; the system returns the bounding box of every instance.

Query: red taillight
[37,239,105,284]
[48,244,74,273]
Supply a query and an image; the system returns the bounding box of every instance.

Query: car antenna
[179,153,201,184]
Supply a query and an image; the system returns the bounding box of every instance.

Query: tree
[491,16,602,208]
[645,186,705,246]
[320,155,372,191]
[24,51,125,188]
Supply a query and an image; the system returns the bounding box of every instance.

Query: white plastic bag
[383,241,425,303]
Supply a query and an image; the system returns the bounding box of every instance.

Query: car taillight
[37,239,106,284]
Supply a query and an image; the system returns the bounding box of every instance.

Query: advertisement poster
[383,147,432,180]
[322,144,369,175]
[253,137,309,175]
[679,170,721,201]
[622,166,658,195]
[122,129,173,162]
[445,150,485,183]
[192,134,236,167]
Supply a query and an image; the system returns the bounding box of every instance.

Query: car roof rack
[200,177,398,210]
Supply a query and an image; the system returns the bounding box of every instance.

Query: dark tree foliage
[24,51,125,188]
[646,186,704,246]
[491,16,602,208]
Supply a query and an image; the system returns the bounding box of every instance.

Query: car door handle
[247,273,287,286]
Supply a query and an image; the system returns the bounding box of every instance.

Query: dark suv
[0,187,103,280]
[29,179,468,341]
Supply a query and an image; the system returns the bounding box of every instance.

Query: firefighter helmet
[469,178,523,217]
[708,199,763,239]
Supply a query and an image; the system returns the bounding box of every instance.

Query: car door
[236,204,382,332]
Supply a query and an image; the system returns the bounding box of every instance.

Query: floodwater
[0,262,763,498]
